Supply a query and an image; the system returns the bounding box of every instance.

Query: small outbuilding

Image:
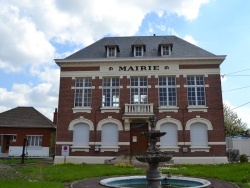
[0,107,56,157]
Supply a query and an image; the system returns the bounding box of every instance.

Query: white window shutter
[190,123,208,146]
[73,123,89,146]
[160,123,178,146]
[102,123,118,146]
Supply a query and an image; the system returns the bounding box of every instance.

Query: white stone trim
[100,146,120,152]
[100,107,120,113]
[71,146,90,152]
[185,117,213,130]
[158,106,179,113]
[208,142,226,145]
[187,106,208,112]
[68,116,94,130]
[72,107,92,113]
[159,146,180,152]
[156,117,182,130]
[54,156,117,164]
[172,156,228,164]
[190,146,210,152]
[56,142,73,145]
[97,117,123,131]
[178,142,191,145]
[89,142,130,146]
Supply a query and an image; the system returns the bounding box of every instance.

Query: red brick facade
[55,65,226,158]
[55,36,227,163]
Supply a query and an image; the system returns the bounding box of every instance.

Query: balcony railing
[124,103,154,115]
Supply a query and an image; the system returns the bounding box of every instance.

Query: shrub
[240,154,249,163]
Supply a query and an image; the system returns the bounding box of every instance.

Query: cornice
[55,56,226,67]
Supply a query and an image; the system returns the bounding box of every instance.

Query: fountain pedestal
[135,116,172,188]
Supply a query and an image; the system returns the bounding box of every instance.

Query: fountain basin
[141,130,166,138]
[136,154,172,163]
[100,175,211,188]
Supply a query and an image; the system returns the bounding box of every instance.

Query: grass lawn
[0,158,250,188]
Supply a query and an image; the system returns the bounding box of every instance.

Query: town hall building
[54,35,227,164]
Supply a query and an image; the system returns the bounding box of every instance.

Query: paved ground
[71,176,239,188]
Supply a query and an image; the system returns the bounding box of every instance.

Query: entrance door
[130,123,148,154]
[3,135,11,153]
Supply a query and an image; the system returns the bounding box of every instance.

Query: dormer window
[162,45,171,56]
[104,38,120,58]
[132,38,146,57]
[107,47,116,57]
[134,46,143,57]
[158,38,173,57]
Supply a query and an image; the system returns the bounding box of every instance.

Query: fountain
[135,115,172,188]
[100,115,211,188]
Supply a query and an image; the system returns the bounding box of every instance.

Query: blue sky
[0,0,250,127]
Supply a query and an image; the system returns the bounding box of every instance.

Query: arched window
[160,123,178,147]
[101,123,118,147]
[73,123,89,147]
[190,123,208,147]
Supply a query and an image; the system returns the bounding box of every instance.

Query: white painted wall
[54,156,228,164]
[9,146,50,157]
[226,137,250,156]
[54,156,116,164]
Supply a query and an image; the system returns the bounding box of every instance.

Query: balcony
[124,103,154,115]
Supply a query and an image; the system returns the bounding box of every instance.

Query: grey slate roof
[0,107,56,129]
[65,35,217,60]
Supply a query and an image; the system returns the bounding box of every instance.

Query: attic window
[134,46,143,57]
[105,38,120,58]
[161,45,171,56]
[132,38,146,57]
[107,47,116,57]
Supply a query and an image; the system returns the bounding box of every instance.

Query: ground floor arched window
[73,123,90,147]
[190,123,208,147]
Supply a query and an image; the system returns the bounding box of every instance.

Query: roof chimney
[53,108,58,125]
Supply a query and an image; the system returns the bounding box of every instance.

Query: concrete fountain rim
[99,175,211,188]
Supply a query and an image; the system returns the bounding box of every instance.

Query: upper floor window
[107,47,116,57]
[134,46,143,57]
[74,77,92,107]
[130,77,148,104]
[187,76,206,106]
[158,76,176,106]
[161,45,171,56]
[102,77,120,107]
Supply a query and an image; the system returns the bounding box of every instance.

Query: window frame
[74,77,92,108]
[73,123,90,147]
[187,75,206,106]
[190,123,210,152]
[102,77,120,107]
[27,135,42,147]
[130,77,148,104]
[134,46,143,57]
[161,45,171,56]
[100,123,119,152]
[107,47,116,57]
[158,76,177,107]
[160,123,179,152]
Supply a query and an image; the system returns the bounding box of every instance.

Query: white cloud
[0,0,211,120]
[184,35,198,45]
[0,3,55,72]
